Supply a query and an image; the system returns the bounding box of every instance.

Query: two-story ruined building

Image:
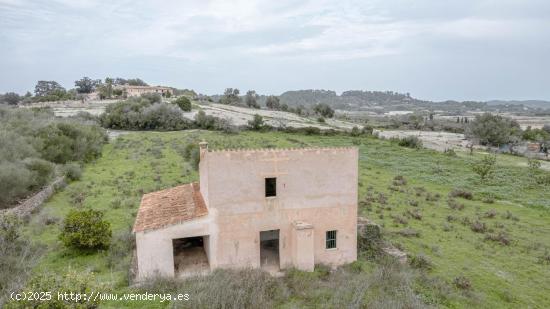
[133,142,358,278]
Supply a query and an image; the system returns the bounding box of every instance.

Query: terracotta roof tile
[133,182,208,233]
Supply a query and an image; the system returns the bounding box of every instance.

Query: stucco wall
[203,147,358,269]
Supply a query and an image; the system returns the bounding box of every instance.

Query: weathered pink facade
[135,143,358,279]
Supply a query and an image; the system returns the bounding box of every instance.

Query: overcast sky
[1,0,549,101]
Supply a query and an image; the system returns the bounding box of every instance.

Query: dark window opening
[326,230,337,249]
[265,177,277,197]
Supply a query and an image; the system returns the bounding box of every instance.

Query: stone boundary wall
[0,177,64,218]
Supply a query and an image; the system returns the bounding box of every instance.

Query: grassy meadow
[18,130,550,308]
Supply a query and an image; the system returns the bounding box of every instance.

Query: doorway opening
[260,229,280,272]
[172,236,210,277]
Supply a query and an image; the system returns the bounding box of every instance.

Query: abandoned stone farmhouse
[133,142,358,278]
[114,84,174,97]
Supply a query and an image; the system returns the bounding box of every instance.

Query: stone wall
[0,177,64,218]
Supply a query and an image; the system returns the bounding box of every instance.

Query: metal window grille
[326,230,337,249]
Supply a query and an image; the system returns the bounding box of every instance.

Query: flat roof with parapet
[133,182,207,233]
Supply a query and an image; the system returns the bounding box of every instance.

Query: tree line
[215,88,335,119]
[0,77,152,104]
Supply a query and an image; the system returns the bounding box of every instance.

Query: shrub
[484,209,497,219]
[106,229,135,271]
[472,154,497,182]
[100,98,191,131]
[194,110,235,132]
[409,254,433,270]
[453,276,472,290]
[0,108,106,207]
[406,209,423,220]
[141,269,284,309]
[37,122,107,164]
[397,136,423,149]
[313,103,334,118]
[7,270,101,308]
[140,104,192,130]
[446,215,457,222]
[482,194,495,204]
[60,209,111,250]
[448,199,464,211]
[398,228,420,238]
[425,192,441,202]
[303,126,321,135]
[470,220,487,233]
[485,232,511,246]
[0,214,42,304]
[63,162,82,181]
[350,126,361,136]
[392,215,408,225]
[173,96,192,111]
[535,174,550,185]
[0,162,35,208]
[140,92,162,104]
[449,189,473,200]
[393,175,407,186]
[502,210,519,221]
[444,148,457,157]
[248,114,265,131]
[538,250,550,265]
[358,223,383,258]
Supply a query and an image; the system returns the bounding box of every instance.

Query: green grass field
[21,130,550,308]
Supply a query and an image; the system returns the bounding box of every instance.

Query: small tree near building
[60,209,111,251]
[34,80,65,97]
[75,77,100,94]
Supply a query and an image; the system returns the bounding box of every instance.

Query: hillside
[7,130,550,308]
[212,89,550,114]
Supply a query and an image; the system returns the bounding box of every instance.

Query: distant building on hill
[114,84,173,97]
[133,142,359,279]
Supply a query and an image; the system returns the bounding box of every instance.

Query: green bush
[37,122,107,164]
[174,96,192,111]
[467,113,521,146]
[398,136,423,149]
[350,126,361,136]
[60,209,111,250]
[0,108,107,207]
[100,96,192,131]
[6,270,101,308]
[248,114,265,131]
[358,223,383,258]
[0,162,35,208]
[472,154,497,182]
[409,254,433,270]
[0,214,42,304]
[63,162,82,181]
